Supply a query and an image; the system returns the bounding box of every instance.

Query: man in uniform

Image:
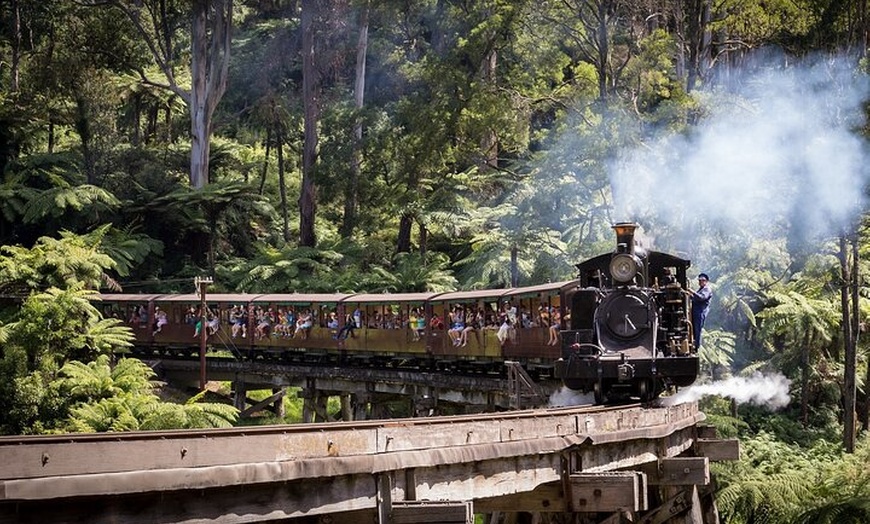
[690,273,713,349]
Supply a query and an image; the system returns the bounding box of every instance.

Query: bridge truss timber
[0,402,738,524]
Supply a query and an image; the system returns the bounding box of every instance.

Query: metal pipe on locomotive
[554,222,699,403]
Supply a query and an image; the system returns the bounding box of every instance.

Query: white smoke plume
[662,372,792,410]
[609,55,869,252]
[549,387,595,407]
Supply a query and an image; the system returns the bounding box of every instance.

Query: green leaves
[59,355,238,432]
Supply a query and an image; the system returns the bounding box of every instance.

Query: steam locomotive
[98,222,698,403]
[554,222,699,403]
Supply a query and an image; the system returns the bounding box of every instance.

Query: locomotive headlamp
[610,253,639,283]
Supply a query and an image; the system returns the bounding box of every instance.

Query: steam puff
[662,372,792,410]
[610,55,869,245]
[550,387,595,407]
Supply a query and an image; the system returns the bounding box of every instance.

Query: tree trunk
[419,222,428,259]
[397,213,413,254]
[480,47,498,170]
[259,126,272,193]
[341,0,368,238]
[276,127,290,243]
[510,245,519,287]
[842,232,858,452]
[10,0,21,92]
[686,0,712,92]
[800,332,810,427]
[189,0,232,189]
[596,0,609,101]
[74,93,96,185]
[299,0,319,247]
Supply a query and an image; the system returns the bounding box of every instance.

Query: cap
[698,273,709,280]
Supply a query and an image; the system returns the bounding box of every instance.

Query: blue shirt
[692,285,712,314]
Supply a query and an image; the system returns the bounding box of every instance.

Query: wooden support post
[301,395,315,423]
[315,395,331,422]
[376,473,392,524]
[273,388,285,418]
[232,380,247,412]
[353,393,370,421]
[340,393,353,421]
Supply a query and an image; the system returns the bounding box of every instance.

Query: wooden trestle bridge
[0,398,738,524]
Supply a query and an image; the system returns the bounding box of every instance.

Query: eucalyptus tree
[90,0,233,189]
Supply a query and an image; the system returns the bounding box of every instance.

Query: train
[554,222,698,403]
[97,222,699,403]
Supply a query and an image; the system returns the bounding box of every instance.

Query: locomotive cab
[555,222,699,403]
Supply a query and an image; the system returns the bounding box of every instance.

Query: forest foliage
[1,0,870,521]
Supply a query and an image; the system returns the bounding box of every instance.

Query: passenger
[152,306,168,336]
[230,305,247,338]
[459,308,481,347]
[548,309,561,346]
[295,309,314,339]
[327,311,339,336]
[383,309,396,330]
[284,306,299,338]
[207,307,220,335]
[449,306,465,346]
[416,313,426,339]
[370,311,383,329]
[504,301,517,325]
[496,310,512,346]
[538,305,550,328]
[273,308,289,337]
[185,306,198,325]
[353,307,363,328]
[429,313,444,331]
[409,309,421,341]
[255,307,272,339]
[193,307,204,338]
[336,313,356,340]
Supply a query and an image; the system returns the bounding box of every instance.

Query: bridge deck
[1,402,706,523]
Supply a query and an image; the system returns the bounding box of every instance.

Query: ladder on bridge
[505,361,546,409]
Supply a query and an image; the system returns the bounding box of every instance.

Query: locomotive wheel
[638,378,653,402]
[594,381,607,404]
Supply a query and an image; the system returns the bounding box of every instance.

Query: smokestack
[612,222,638,254]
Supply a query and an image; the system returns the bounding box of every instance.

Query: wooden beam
[638,486,703,524]
[643,458,709,486]
[475,483,566,513]
[694,438,740,461]
[239,388,286,418]
[696,425,718,439]
[569,472,648,513]
[391,501,473,523]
